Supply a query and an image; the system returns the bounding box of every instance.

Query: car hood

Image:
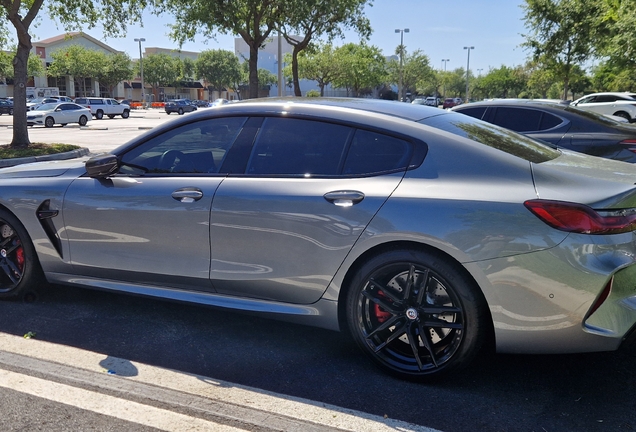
[532,149,636,209]
[0,158,88,179]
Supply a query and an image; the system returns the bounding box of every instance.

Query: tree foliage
[195,49,242,97]
[521,0,604,99]
[141,53,181,93]
[47,44,106,96]
[1,0,150,147]
[331,43,386,97]
[96,52,134,97]
[163,0,284,99]
[278,0,371,96]
[291,42,339,96]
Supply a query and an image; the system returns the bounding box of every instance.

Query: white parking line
[0,333,439,432]
[0,369,247,432]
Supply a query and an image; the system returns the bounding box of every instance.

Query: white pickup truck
[74,97,131,119]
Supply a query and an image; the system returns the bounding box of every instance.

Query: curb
[0,147,91,168]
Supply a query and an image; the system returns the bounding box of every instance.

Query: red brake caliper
[15,242,24,272]
[373,290,392,323]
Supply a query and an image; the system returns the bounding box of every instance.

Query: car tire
[45,117,55,128]
[0,209,46,300]
[108,114,115,119]
[346,248,488,381]
[178,108,184,115]
[8,109,12,115]
[79,116,88,126]
[614,111,631,121]
[95,110,104,120]
[121,110,130,119]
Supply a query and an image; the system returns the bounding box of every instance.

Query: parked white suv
[570,92,636,121]
[74,97,130,119]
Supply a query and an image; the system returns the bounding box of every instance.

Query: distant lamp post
[134,38,146,107]
[463,46,474,102]
[395,28,409,101]
[477,68,483,76]
[441,59,450,99]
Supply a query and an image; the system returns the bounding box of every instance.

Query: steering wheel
[157,150,184,172]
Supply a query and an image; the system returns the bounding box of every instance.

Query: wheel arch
[336,240,495,347]
[612,110,631,120]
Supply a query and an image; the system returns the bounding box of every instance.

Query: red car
[443,97,463,109]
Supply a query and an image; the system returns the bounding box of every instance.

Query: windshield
[35,103,59,111]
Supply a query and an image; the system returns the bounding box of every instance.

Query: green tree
[195,49,241,98]
[47,45,106,96]
[179,57,196,82]
[141,53,181,97]
[479,65,527,98]
[95,52,134,97]
[332,43,386,97]
[292,42,339,96]
[164,0,284,99]
[2,0,150,148]
[278,0,371,96]
[386,49,434,97]
[522,0,604,99]
[0,49,44,82]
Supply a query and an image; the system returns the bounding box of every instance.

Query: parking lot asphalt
[0,108,180,155]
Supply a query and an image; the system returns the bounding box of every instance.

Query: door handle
[323,191,365,207]
[172,188,203,203]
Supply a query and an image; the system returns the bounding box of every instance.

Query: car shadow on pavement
[0,283,634,432]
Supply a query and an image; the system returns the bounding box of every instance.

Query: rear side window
[245,117,413,177]
[247,118,351,175]
[89,99,104,105]
[343,130,411,175]
[491,107,543,132]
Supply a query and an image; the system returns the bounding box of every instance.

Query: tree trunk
[10,38,32,148]
[249,45,259,99]
[292,47,301,97]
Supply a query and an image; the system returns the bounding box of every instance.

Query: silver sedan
[2,97,636,380]
[26,102,91,127]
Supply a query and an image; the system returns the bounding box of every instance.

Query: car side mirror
[85,154,119,178]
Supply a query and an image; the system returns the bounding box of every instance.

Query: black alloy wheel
[0,211,44,298]
[347,249,487,380]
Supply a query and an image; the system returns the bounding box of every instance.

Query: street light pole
[134,38,146,107]
[463,46,474,102]
[441,59,449,99]
[395,28,409,101]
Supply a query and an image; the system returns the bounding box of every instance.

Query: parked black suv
[165,99,197,115]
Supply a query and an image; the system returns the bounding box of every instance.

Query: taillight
[620,139,636,153]
[524,199,636,234]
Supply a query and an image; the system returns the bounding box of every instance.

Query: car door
[62,117,247,291]
[209,116,414,304]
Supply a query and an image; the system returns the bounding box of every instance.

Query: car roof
[216,97,446,122]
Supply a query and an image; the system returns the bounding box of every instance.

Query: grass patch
[0,143,81,159]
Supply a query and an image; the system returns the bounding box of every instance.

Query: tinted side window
[491,107,542,132]
[246,118,352,176]
[595,95,615,103]
[455,106,487,120]
[343,130,411,175]
[90,99,104,105]
[120,117,247,174]
[538,112,563,130]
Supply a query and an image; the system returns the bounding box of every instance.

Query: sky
[27,0,530,74]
